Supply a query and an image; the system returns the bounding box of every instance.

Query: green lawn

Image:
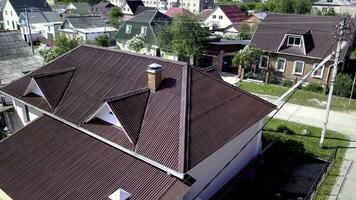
[264,118,350,200]
[239,81,356,111]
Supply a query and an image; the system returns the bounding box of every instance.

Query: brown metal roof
[251,14,355,60]
[1,45,275,174]
[0,115,189,199]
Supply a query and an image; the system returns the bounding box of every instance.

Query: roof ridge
[32,66,76,78]
[105,88,149,103]
[191,67,276,108]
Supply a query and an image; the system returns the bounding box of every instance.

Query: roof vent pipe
[146,63,162,92]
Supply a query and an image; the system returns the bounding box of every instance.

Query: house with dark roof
[18,11,62,43]
[0,31,42,86]
[203,4,246,31]
[91,1,116,19]
[0,45,274,199]
[61,1,93,17]
[251,14,356,86]
[1,0,52,30]
[59,15,117,43]
[121,0,155,15]
[116,9,170,56]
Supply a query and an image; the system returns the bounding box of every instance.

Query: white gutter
[0,91,186,180]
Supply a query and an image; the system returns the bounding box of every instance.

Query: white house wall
[12,99,42,128]
[185,120,263,200]
[3,0,19,30]
[204,7,232,29]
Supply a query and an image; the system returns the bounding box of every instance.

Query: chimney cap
[147,63,162,73]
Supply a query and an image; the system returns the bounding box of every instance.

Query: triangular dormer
[277,29,311,56]
[23,67,76,109]
[85,89,150,144]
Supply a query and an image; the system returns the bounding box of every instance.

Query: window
[125,25,132,34]
[276,58,286,72]
[48,26,51,31]
[293,60,304,75]
[7,20,9,25]
[259,56,269,69]
[219,15,223,19]
[12,21,15,29]
[322,7,328,12]
[312,64,324,78]
[10,11,12,16]
[24,105,30,123]
[5,10,7,15]
[141,26,147,36]
[287,36,301,47]
[212,15,216,19]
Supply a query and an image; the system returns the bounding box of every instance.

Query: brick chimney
[146,63,162,92]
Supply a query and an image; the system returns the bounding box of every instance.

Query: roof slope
[251,14,355,59]
[219,4,245,23]
[1,45,275,173]
[91,1,115,17]
[165,7,193,17]
[32,67,75,109]
[0,31,42,85]
[20,11,61,24]
[126,0,144,14]
[0,115,189,200]
[8,0,52,15]
[65,15,107,29]
[106,89,150,144]
[67,2,92,15]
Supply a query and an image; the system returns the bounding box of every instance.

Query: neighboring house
[0,31,42,86]
[59,15,117,43]
[198,8,213,20]
[18,11,62,43]
[65,2,92,15]
[312,0,356,17]
[112,0,213,13]
[117,9,170,56]
[121,0,155,15]
[223,12,266,38]
[165,7,193,17]
[0,45,275,199]
[251,14,356,86]
[46,0,56,5]
[92,1,115,19]
[1,0,52,30]
[204,4,245,30]
[50,3,67,16]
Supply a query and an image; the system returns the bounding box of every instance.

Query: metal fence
[305,148,338,200]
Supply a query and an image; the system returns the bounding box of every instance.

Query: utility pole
[25,8,34,55]
[349,71,356,106]
[320,18,347,147]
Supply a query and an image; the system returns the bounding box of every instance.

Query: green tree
[232,45,262,79]
[294,0,312,14]
[156,25,173,51]
[109,7,123,29]
[165,14,210,58]
[95,34,109,47]
[39,35,81,62]
[127,34,145,52]
[239,23,252,39]
[334,73,353,97]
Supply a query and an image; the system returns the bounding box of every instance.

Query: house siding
[185,120,263,199]
[12,99,43,130]
[3,0,19,30]
[263,53,333,86]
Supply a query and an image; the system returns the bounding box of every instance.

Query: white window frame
[212,15,216,19]
[219,15,223,19]
[275,58,286,72]
[293,60,305,75]
[125,25,132,34]
[312,63,325,79]
[141,26,147,36]
[287,36,302,47]
[259,55,269,69]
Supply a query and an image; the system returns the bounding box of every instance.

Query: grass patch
[239,81,356,111]
[264,118,350,199]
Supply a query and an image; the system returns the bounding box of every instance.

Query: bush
[334,73,353,97]
[269,76,282,85]
[281,79,294,87]
[303,82,323,93]
[95,35,109,47]
[276,125,295,135]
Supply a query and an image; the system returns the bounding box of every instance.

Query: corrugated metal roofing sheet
[0,115,189,199]
[1,45,275,174]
